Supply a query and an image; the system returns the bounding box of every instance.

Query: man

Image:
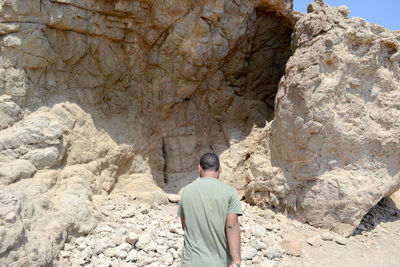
[178,153,242,267]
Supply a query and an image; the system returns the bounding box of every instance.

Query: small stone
[141,209,149,215]
[59,250,71,258]
[125,232,139,246]
[77,255,86,265]
[126,249,137,262]
[103,247,116,257]
[136,250,155,266]
[264,222,275,231]
[250,238,267,250]
[159,230,168,237]
[121,209,136,218]
[119,250,128,259]
[64,243,75,251]
[136,234,152,251]
[4,212,16,223]
[333,235,347,246]
[168,248,179,259]
[77,243,87,251]
[80,247,94,262]
[280,238,302,256]
[117,242,132,252]
[167,194,180,203]
[169,225,184,236]
[306,235,322,247]
[96,225,114,234]
[242,246,258,260]
[109,258,118,266]
[322,232,333,241]
[263,244,283,260]
[107,239,116,248]
[95,242,108,255]
[150,203,161,210]
[146,241,157,252]
[159,252,173,265]
[249,224,267,238]
[156,245,168,254]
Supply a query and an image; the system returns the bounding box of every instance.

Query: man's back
[178,177,242,267]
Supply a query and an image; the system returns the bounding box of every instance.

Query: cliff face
[0,0,294,188]
[1,0,400,264]
[0,0,295,264]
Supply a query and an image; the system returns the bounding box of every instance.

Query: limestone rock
[263,244,283,260]
[125,232,139,247]
[120,177,170,205]
[159,252,174,266]
[322,232,334,241]
[390,190,400,209]
[246,0,400,234]
[333,235,347,246]
[0,0,399,264]
[242,245,259,260]
[0,95,22,130]
[0,159,36,185]
[280,238,302,256]
[0,189,24,256]
[306,235,323,247]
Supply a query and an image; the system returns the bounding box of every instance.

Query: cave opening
[161,7,294,193]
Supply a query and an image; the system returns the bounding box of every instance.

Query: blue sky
[293,0,400,31]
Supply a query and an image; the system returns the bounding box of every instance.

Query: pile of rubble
[56,192,292,267]
[56,192,400,267]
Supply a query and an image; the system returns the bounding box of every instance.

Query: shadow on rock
[352,197,400,235]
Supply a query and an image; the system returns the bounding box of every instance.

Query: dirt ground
[56,194,400,267]
[278,198,400,267]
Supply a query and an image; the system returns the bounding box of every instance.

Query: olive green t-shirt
[178,177,243,267]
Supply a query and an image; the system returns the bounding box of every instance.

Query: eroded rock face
[0,0,294,187]
[2,0,399,264]
[0,0,295,264]
[245,1,400,234]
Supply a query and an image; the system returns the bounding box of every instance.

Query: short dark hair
[200,153,220,172]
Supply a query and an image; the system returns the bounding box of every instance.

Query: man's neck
[200,171,219,179]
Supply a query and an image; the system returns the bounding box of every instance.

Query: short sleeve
[178,192,185,217]
[227,188,243,215]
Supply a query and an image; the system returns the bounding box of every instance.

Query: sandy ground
[278,199,400,267]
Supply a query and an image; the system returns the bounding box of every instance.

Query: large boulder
[246,1,400,234]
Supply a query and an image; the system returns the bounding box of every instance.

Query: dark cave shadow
[352,197,400,236]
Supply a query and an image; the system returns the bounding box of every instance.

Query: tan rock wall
[3,0,398,264]
[0,0,294,264]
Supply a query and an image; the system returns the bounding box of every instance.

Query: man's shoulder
[217,179,237,192]
[180,178,201,197]
[182,178,200,190]
[182,178,237,194]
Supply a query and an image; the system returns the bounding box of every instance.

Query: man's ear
[198,165,202,176]
[218,166,222,174]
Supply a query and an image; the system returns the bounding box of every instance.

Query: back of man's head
[200,153,220,172]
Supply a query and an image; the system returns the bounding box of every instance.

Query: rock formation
[0,0,399,264]
[0,0,295,264]
[245,1,400,234]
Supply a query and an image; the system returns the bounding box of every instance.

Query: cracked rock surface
[0,0,400,265]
